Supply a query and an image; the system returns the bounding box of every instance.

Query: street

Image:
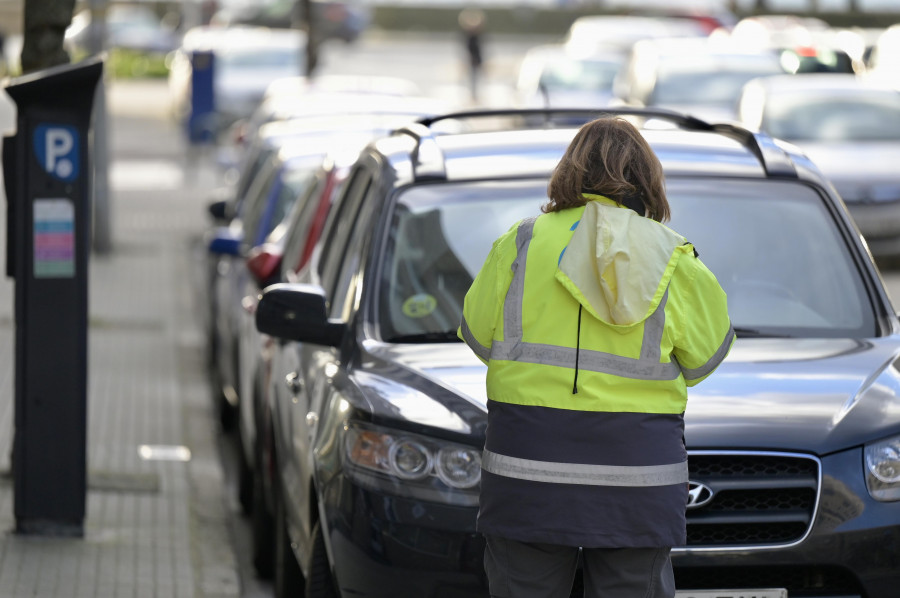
[2,23,900,598]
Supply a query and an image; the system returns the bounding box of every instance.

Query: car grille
[685,451,820,549]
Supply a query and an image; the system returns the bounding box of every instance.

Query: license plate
[675,590,787,598]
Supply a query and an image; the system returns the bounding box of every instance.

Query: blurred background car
[614,36,787,121]
[514,43,624,110]
[210,0,371,44]
[737,73,900,259]
[729,14,856,73]
[167,25,306,136]
[64,4,181,56]
[867,23,900,88]
[563,14,710,56]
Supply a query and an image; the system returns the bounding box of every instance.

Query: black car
[254,108,900,598]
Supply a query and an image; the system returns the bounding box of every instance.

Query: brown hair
[544,116,670,222]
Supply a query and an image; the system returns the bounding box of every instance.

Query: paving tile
[0,79,239,598]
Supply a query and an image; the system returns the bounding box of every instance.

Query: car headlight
[344,422,481,506]
[864,435,900,501]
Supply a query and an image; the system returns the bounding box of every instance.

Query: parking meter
[3,58,102,536]
[188,50,215,144]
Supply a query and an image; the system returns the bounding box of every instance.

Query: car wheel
[251,457,274,579]
[305,520,338,598]
[273,487,304,598]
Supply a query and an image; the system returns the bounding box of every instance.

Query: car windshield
[653,67,784,105]
[218,48,300,71]
[377,178,874,342]
[763,93,900,142]
[538,58,621,92]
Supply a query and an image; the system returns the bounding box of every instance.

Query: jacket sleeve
[671,253,735,387]
[458,236,508,365]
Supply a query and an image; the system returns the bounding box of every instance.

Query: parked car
[234,141,368,578]
[515,44,625,111]
[729,15,855,74]
[206,132,329,431]
[614,36,787,121]
[211,0,372,44]
[867,24,900,88]
[218,76,439,170]
[65,5,180,55]
[564,15,708,56]
[737,73,900,259]
[167,25,305,133]
[252,106,900,597]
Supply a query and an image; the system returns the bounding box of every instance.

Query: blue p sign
[33,124,80,182]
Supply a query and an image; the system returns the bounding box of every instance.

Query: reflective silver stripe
[494,217,682,382]
[682,324,735,381]
[490,340,682,380]
[482,449,689,487]
[505,216,537,341]
[640,290,667,362]
[460,316,491,362]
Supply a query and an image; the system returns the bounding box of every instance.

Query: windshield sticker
[402,294,437,318]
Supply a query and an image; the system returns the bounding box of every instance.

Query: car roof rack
[393,122,448,181]
[410,108,798,180]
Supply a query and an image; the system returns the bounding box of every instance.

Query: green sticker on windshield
[402,294,437,318]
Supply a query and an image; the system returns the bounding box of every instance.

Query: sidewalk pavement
[0,77,244,597]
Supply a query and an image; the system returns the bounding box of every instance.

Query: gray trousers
[484,535,675,598]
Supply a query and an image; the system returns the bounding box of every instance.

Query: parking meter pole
[187,50,215,145]
[87,0,111,255]
[91,76,111,254]
[3,58,103,536]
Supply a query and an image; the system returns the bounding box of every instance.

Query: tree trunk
[21,0,76,73]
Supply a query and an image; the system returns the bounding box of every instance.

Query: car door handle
[285,371,303,394]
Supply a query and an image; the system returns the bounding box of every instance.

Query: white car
[614,36,787,122]
[168,25,306,134]
[515,44,624,111]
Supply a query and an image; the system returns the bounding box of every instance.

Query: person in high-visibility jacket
[458,117,734,598]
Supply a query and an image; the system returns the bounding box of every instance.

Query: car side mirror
[256,283,345,347]
[207,199,230,222]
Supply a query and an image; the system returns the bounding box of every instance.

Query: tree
[21,0,76,73]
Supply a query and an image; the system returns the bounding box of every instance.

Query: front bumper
[673,448,900,598]
[321,474,488,597]
[317,447,899,598]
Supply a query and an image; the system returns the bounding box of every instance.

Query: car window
[763,94,900,142]
[652,67,784,105]
[280,171,327,281]
[243,156,321,247]
[238,156,280,240]
[666,178,874,337]
[538,58,621,93]
[235,141,275,208]
[378,181,545,341]
[376,178,875,342]
[318,166,373,298]
[330,181,383,322]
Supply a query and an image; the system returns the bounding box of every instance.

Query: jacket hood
[555,197,689,328]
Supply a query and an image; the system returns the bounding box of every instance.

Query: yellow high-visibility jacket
[459,195,734,548]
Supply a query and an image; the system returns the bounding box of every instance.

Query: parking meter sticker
[402,294,437,318]
[33,124,80,182]
[33,199,75,278]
